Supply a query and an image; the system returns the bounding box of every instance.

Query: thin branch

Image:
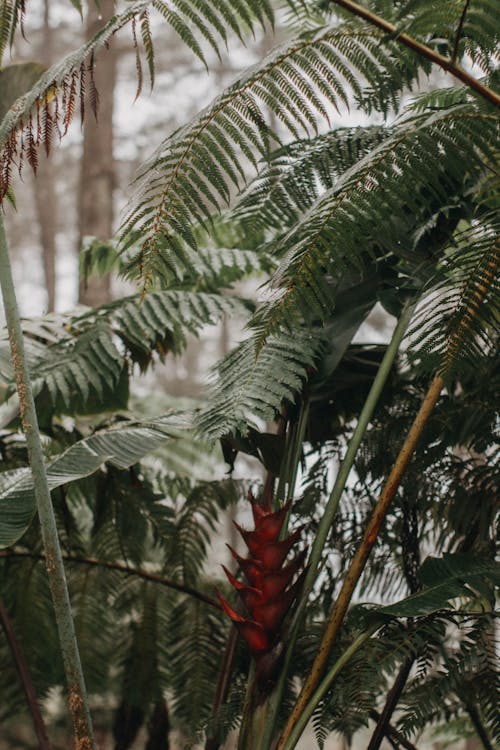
[0,550,221,610]
[369,710,419,750]
[466,703,495,750]
[0,597,52,750]
[367,657,414,750]
[452,0,471,64]
[329,0,500,108]
[0,213,95,750]
[277,373,444,749]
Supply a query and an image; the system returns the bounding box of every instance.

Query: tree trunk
[33,0,57,312]
[77,0,116,306]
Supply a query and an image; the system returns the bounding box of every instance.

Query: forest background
[0,1,498,750]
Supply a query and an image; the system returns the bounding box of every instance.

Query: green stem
[303,301,414,597]
[238,398,310,750]
[282,625,379,750]
[0,213,95,750]
[261,302,414,747]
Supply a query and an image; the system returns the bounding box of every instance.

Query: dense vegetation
[0,1,498,749]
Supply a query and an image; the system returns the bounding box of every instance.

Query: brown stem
[369,710,419,750]
[465,703,495,750]
[329,0,500,108]
[367,657,414,750]
[277,374,444,748]
[0,550,220,610]
[451,0,471,64]
[0,597,52,750]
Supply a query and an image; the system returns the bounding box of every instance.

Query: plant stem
[367,656,414,750]
[368,710,419,750]
[282,625,379,750]
[260,303,413,747]
[277,373,444,748]
[0,549,220,609]
[0,596,52,750]
[451,0,471,64]
[329,0,500,108]
[466,703,495,750]
[0,213,95,750]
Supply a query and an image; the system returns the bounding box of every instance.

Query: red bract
[218,492,306,659]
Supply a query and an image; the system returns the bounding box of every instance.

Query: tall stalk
[258,301,415,747]
[0,213,95,750]
[277,373,444,748]
[237,399,310,750]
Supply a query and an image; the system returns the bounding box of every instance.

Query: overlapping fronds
[0,0,273,199]
[0,414,187,547]
[397,615,499,743]
[0,288,251,424]
[121,23,426,286]
[235,125,389,236]
[408,216,500,377]
[388,0,500,71]
[252,105,498,340]
[196,329,322,439]
[167,597,228,731]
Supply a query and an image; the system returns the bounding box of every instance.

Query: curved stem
[282,625,379,750]
[0,550,220,609]
[278,373,444,749]
[0,214,95,750]
[330,0,500,108]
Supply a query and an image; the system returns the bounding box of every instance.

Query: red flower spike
[222,566,265,611]
[220,494,306,663]
[250,499,292,541]
[216,591,271,653]
[259,548,308,600]
[257,526,304,570]
[226,545,264,587]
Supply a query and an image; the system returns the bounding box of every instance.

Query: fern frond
[0,0,26,65]
[121,23,428,286]
[235,125,389,237]
[409,216,500,377]
[252,105,498,341]
[0,0,272,199]
[196,329,321,439]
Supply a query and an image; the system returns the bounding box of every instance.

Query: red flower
[217,492,306,658]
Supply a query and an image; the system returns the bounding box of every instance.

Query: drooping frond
[0,414,188,547]
[252,105,498,340]
[0,0,273,198]
[0,0,26,65]
[0,288,251,425]
[196,329,321,440]
[408,216,500,377]
[121,23,429,286]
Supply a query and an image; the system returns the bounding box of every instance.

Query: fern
[196,329,321,439]
[121,22,433,286]
[408,215,500,377]
[0,0,272,198]
[251,104,498,340]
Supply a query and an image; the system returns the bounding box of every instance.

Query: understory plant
[0,1,498,749]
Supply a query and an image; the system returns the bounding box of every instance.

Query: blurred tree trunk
[77,0,116,306]
[33,0,57,312]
